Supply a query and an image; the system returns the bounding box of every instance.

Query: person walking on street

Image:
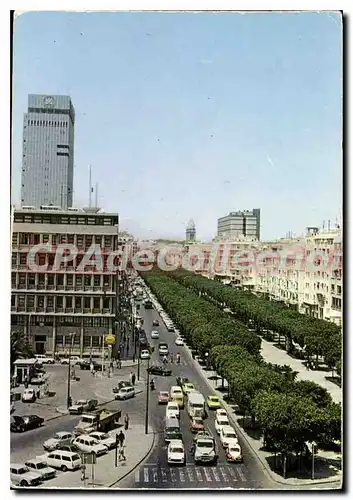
[131,373,136,386]
[24,375,29,389]
[118,444,126,461]
[90,361,94,375]
[124,413,130,430]
[118,430,125,447]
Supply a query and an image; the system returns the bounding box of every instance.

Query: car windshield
[219,419,228,425]
[72,454,80,461]
[99,434,109,439]
[36,462,46,470]
[54,433,62,439]
[230,446,240,452]
[225,431,236,437]
[18,467,28,474]
[210,396,218,401]
[81,417,93,423]
[194,419,203,424]
[198,441,213,448]
[160,392,169,397]
[171,447,183,453]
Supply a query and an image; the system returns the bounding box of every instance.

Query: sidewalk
[182,340,342,488]
[38,423,155,489]
[260,339,342,404]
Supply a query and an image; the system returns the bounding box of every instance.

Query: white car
[10,463,42,487]
[225,442,243,462]
[216,409,228,419]
[220,426,238,448]
[90,432,116,450]
[167,439,185,465]
[175,337,184,346]
[159,346,169,356]
[115,386,135,400]
[72,435,108,456]
[151,330,159,339]
[25,459,56,480]
[215,414,230,434]
[22,388,36,403]
[60,356,81,365]
[43,432,73,451]
[35,354,55,364]
[166,401,180,419]
[140,349,150,360]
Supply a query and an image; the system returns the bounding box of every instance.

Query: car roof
[56,431,71,436]
[216,409,227,414]
[50,450,78,456]
[26,458,46,465]
[222,425,235,432]
[169,439,183,446]
[11,463,27,469]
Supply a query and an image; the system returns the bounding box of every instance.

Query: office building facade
[11,207,120,357]
[21,94,75,209]
[217,209,260,240]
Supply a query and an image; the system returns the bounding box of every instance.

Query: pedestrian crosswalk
[135,464,247,485]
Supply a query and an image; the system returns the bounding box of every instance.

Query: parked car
[22,389,36,403]
[225,442,243,462]
[207,395,221,410]
[158,391,170,404]
[69,399,98,415]
[167,439,185,466]
[89,432,116,450]
[56,444,79,453]
[147,365,172,376]
[220,426,238,448]
[152,319,160,326]
[25,459,56,480]
[151,330,159,339]
[115,386,135,400]
[175,337,184,346]
[11,415,44,433]
[43,432,74,451]
[60,356,82,365]
[190,417,204,433]
[46,451,81,471]
[10,464,42,487]
[35,354,55,364]
[31,373,47,385]
[72,435,108,456]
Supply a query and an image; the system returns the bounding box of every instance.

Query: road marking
[203,467,212,482]
[152,468,158,482]
[186,467,195,482]
[160,468,168,482]
[236,466,246,481]
[135,469,140,483]
[227,467,238,482]
[170,469,177,482]
[144,468,149,482]
[178,469,186,482]
[211,467,220,481]
[219,467,229,482]
[195,467,203,481]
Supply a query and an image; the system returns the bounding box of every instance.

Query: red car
[158,391,169,405]
[190,417,204,433]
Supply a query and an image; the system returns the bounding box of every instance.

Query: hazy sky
[12,11,342,240]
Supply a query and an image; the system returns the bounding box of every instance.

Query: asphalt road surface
[121,299,274,490]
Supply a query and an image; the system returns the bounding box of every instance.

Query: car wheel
[20,480,28,487]
[61,465,68,472]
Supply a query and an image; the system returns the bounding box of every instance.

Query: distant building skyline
[21,94,75,209]
[217,209,261,240]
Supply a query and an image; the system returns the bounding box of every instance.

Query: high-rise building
[186,219,196,242]
[21,94,75,209]
[217,209,261,240]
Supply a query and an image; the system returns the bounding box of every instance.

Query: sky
[12,11,342,241]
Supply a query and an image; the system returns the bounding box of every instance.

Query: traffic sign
[105,334,116,345]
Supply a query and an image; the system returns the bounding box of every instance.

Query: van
[170,386,184,408]
[46,451,81,471]
[187,391,206,419]
[115,386,135,400]
[164,417,182,442]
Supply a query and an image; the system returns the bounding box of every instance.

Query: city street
[119,301,273,490]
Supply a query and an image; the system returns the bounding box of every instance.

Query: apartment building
[217,209,261,240]
[11,206,120,357]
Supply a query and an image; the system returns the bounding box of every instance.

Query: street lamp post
[145,356,150,435]
[137,339,141,381]
[66,332,75,408]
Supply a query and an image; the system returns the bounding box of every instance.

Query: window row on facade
[11,314,111,328]
[12,233,118,247]
[12,294,113,313]
[13,213,118,226]
[12,272,114,290]
[27,119,68,127]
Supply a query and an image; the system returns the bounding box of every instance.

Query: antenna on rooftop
[88,165,92,208]
[95,183,98,208]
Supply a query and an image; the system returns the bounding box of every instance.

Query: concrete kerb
[182,341,341,488]
[108,430,156,488]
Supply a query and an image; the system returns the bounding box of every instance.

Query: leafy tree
[11,330,34,371]
[292,380,333,408]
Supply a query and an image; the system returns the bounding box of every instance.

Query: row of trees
[143,273,261,357]
[141,271,341,474]
[168,271,342,373]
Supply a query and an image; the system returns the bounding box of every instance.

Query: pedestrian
[118,430,125,447]
[90,361,94,375]
[36,389,40,400]
[124,413,130,430]
[118,444,126,461]
[24,375,28,389]
[131,373,136,386]
[80,463,86,481]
